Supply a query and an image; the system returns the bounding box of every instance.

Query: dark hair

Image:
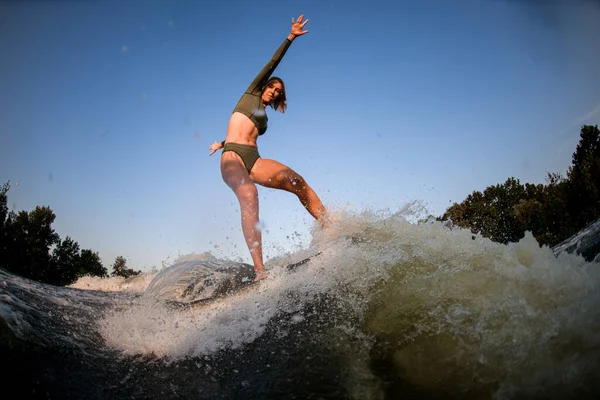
[262,77,287,113]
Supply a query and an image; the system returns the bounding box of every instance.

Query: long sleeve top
[232,38,292,135]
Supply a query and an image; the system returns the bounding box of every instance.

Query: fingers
[292,15,308,26]
[208,142,218,156]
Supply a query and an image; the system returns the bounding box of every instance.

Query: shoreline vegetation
[437,125,599,252]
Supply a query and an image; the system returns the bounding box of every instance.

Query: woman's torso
[225,111,261,146]
[224,38,292,148]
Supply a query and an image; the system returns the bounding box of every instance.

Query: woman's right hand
[209,140,223,156]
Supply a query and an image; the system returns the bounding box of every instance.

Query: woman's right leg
[220,151,266,280]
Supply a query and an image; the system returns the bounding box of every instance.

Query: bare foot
[317,212,332,228]
[318,210,340,230]
[253,272,267,282]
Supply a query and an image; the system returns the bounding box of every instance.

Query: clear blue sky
[1,0,599,270]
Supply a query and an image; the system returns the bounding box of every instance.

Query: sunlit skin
[209,15,328,282]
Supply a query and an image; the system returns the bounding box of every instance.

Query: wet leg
[221,152,266,281]
[250,158,328,226]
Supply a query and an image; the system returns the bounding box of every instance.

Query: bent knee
[275,171,307,191]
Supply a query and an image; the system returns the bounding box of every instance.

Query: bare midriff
[225,112,260,147]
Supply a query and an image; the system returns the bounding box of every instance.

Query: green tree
[50,236,81,286]
[77,249,108,278]
[0,182,11,271]
[9,206,60,282]
[566,125,600,228]
[442,177,527,244]
[440,125,600,248]
[1,182,109,285]
[111,256,141,279]
[50,241,108,284]
[538,174,572,246]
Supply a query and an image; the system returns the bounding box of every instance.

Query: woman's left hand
[290,14,309,39]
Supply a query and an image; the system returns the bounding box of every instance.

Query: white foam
[95,207,600,398]
[69,272,156,294]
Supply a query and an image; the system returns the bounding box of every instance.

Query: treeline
[439,125,600,251]
[0,183,141,286]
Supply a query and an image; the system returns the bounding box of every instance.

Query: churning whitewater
[1,208,600,399]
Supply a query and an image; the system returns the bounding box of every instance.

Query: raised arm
[245,15,310,95]
[209,16,309,156]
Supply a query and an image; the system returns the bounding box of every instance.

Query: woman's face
[262,81,283,104]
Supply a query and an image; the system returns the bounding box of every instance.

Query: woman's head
[261,77,287,113]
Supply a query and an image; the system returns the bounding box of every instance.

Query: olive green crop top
[232,38,292,135]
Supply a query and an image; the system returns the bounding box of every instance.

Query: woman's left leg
[250,158,327,223]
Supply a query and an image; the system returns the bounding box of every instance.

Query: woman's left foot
[253,272,267,282]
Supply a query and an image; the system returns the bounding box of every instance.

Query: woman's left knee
[273,170,301,189]
[287,176,308,193]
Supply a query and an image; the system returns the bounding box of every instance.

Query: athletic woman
[209,15,328,282]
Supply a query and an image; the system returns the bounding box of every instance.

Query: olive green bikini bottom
[222,142,261,173]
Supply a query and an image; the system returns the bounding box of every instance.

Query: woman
[209,15,328,282]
